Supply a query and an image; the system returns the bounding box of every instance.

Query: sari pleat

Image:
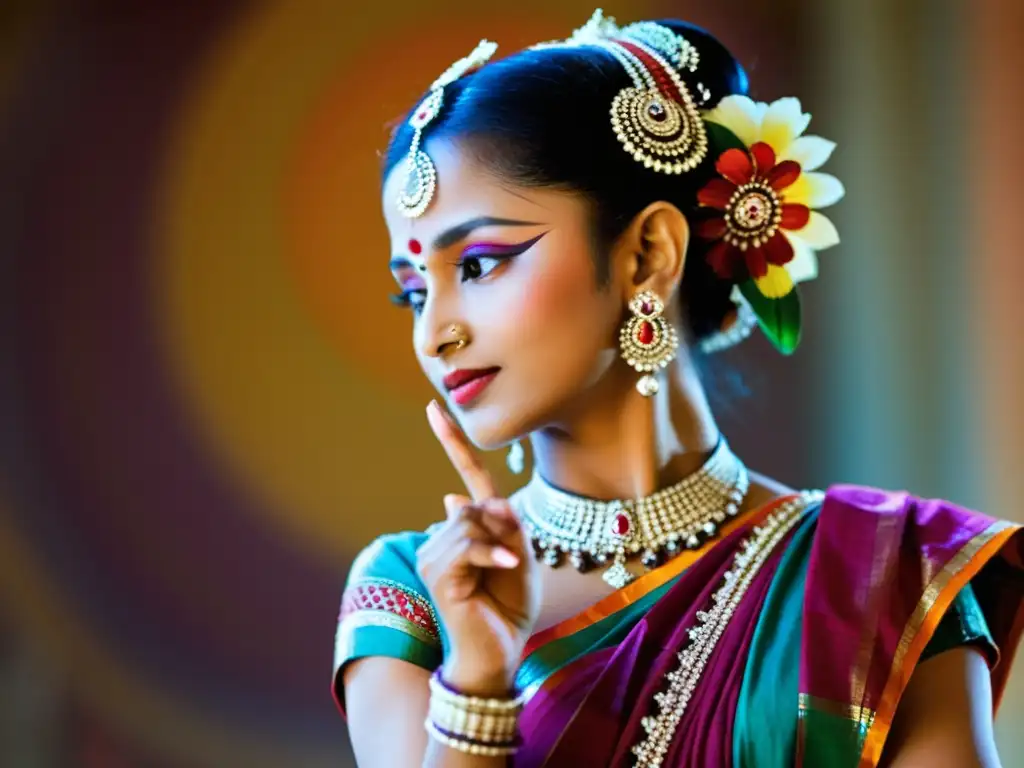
[607,537,744,767]
[662,543,784,768]
[732,512,819,767]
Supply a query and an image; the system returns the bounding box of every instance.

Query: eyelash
[389,290,424,310]
[390,253,516,314]
[454,253,510,282]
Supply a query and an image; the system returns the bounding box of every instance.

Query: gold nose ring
[449,324,468,351]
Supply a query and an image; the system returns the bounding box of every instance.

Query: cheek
[527,268,594,329]
[484,245,615,365]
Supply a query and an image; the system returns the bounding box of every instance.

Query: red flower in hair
[695,142,811,298]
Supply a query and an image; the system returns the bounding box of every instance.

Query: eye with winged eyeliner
[390,231,549,309]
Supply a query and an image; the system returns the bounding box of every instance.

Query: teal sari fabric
[731,509,996,767]
[515,575,676,697]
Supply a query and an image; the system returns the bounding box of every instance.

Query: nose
[419,324,469,360]
[415,294,469,360]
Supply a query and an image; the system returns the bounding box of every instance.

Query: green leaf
[703,120,748,156]
[738,280,802,355]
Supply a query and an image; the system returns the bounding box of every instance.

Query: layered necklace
[517,439,750,588]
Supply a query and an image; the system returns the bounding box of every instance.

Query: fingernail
[493,548,519,568]
[443,494,464,518]
[482,499,515,518]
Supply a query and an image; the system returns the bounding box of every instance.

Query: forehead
[381,138,585,243]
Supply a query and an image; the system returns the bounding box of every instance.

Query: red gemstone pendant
[612,513,631,536]
[637,320,654,345]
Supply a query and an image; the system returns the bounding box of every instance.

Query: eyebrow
[431,216,543,251]
[388,217,545,272]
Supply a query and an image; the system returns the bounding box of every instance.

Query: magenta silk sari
[512,486,1024,767]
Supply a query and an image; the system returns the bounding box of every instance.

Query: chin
[450,400,529,451]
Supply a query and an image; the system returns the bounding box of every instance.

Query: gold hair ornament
[535,10,710,175]
[393,10,845,358]
[396,40,498,218]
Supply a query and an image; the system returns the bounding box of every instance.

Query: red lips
[443,368,500,392]
[443,367,501,407]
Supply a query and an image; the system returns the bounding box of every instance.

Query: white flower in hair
[699,95,845,297]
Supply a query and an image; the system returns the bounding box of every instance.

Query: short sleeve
[331,531,444,717]
[920,581,999,667]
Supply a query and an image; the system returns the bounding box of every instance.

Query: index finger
[427,400,497,502]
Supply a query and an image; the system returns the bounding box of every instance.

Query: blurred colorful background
[1,0,1021,765]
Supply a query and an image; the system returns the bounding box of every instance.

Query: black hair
[383,19,750,348]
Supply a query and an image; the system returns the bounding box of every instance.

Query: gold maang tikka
[396,40,498,218]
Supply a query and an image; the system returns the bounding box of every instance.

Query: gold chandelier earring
[619,290,679,396]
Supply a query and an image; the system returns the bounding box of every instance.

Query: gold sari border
[798,692,876,732]
[858,520,1020,767]
[522,494,800,657]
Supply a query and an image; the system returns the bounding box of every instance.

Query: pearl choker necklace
[516,440,750,588]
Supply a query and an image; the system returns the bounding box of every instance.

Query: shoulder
[816,483,1016,539]
[340,528,446,653]
[807,483,1020,610]
[347,525,443,586]
[333,528,447,718]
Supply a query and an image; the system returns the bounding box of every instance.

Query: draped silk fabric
[333,486,1024,766]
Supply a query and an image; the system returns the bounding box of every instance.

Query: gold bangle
[424,719,520,756]
[428,671,526,713]
[426,670,524,752]
[428,696,520,742]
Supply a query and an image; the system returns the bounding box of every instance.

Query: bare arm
[882,647,1002,768]
[344,402,539,767]
[345,658,510,768]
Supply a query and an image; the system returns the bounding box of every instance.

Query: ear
[610,201,690,303]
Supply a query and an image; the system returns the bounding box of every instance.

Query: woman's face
[382,140,625,450]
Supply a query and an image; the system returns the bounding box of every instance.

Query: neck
[529,352,720,501]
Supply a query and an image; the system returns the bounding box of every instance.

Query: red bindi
[408,239,422,255]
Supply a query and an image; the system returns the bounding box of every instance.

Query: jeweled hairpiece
[395,39,498,218]
[536,10,710,175]
[396,10,845,357]
[536,10,845,356]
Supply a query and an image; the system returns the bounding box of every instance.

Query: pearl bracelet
[424,719,520,756]
[424,670,525,755]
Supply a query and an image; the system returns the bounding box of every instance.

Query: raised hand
[415,401,540,696]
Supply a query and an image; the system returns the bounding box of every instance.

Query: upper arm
[344,656,431,768]
[881,647,1001,768]
[330,532,445,764]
